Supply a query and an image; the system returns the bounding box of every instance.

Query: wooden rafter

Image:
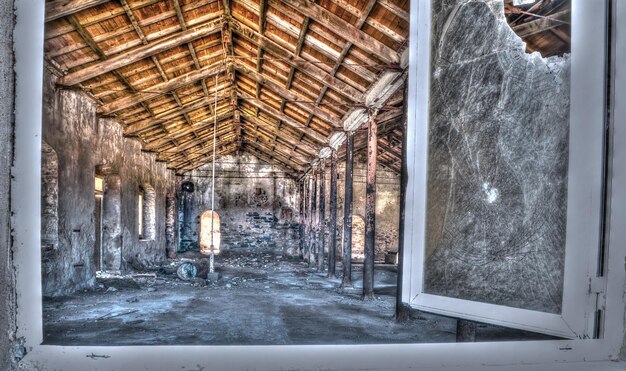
[276,0,399,64]
[59,16,226,86]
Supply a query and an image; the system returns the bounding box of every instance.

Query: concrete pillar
[342,130,355,288]
[165,191,177,259]
[363,111,378,299]
[328,150,338,278]
[318,160,326,272]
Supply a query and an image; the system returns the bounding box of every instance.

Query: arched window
[199,210,221,255]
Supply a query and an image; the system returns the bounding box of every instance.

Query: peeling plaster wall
[423,0,570,314]
[41,70,176,296]
[327,154,401,261]
[178,153,300,255]
[0,0,16,367]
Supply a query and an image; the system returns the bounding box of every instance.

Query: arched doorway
[200,210,221,255]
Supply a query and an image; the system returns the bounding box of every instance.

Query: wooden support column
[303,176,310,262]
[363,110,378,300]
[298,180,305,259]
[309,168,318,267]
[317,160,326,272]
[341,131,355,288]
[328,150,338,278]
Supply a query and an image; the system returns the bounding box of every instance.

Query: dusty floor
[43,251,555,345]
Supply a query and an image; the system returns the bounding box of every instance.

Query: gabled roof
[44,0,410,176]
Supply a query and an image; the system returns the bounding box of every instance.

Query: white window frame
[402,0,608,340]
[11,0,626,369]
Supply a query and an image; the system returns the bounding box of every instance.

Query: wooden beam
[123,93,230,135]
[512,10,570,38]
[99,61,226,114]
[242,143,305,173]
[276,0,399,64]
[156,125,235,159]
[235,62,341,126]
[173,143,239,174]
[58,16,225,86]
[231,19,364,102]
[377,0,410,22]
[46,0,110,22]
[141,111,235,150]
[239,111,318,155]
[237,91,327,144]
[175,146,240,174]
[243,131,312,164]
[242,145,301,175]
[168,138,237,168]
[312,0,376,107]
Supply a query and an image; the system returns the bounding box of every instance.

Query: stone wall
[41,69,176,297]
[178,153,300,255]
[423,0,570,314]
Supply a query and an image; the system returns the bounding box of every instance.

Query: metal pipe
[341,130,354,288]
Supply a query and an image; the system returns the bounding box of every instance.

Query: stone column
[328,150,338,278]
[317,159,326,272]
[341,130,355,288]
[363,111,378,299]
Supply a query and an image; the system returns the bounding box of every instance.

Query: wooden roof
[44,0,410,176]
[43,0,569,177]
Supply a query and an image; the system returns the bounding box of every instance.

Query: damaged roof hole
[504,0,571,57]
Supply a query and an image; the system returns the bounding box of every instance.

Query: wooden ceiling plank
[140,111,234,149]
[237,90,327,144]
[245,132,312,164]
[46,0,111,23]
[266,2,377,82]
[275,0,399,64]
[235,62,340,126]
[98,60,226,114]
[59,15,226,86]
[242,142,304,172]
[130,111,232,136]
[231,19,364,102]
[241,145,299,174]
[377,0,410,22]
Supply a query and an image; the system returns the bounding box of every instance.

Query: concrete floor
[43,251,555,345]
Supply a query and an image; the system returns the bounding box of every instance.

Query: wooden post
[304,176,310,262]
[318,160,326,272]
[341,131,355,288]
[309,168,318,267]
[363,110,378,300]
[328,150,338,278]
[298,180,305,259]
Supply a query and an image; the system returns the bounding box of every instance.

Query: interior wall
[178,153,300,255]
[41,69,176,296]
